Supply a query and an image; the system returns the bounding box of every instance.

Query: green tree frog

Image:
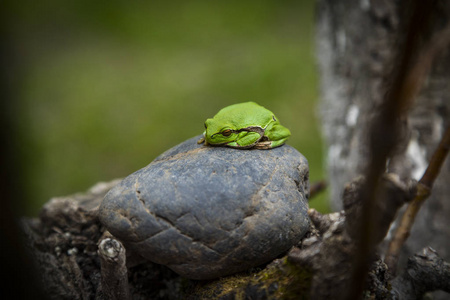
[198,102,291,149]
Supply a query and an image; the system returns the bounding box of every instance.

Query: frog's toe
[254,141,272,149]
[269,139,288,148]
[254,139,287,149]
[197,137,206,144]
[226,142,239,147]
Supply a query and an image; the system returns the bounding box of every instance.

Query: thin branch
[400,23,450,112]
[309,180,327,199]
[385,126,450,274]
[419,126,450,188]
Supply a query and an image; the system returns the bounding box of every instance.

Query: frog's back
[215,102,274,128]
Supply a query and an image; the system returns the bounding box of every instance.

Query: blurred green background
[8,0,328,215]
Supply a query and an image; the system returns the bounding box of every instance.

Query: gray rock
[99,135,310,280]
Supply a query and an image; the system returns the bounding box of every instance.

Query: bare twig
[399,24,450,112]
[97,238,131,300]
[309,180,327,199]
[418,126,450,189]
[385,126,450,274]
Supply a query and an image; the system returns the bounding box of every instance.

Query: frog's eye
[221,129,232,136]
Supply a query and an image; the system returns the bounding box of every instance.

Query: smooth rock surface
[99,135,310,280]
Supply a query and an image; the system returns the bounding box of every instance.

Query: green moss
[249,258,312,299]
[187,258,312,299]
[190,273,251,299]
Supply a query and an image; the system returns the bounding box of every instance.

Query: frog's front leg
[197,131,207,145]
[256,122,291,149]
[226,131,261,149]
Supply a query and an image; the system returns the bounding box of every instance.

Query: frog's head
[204,118,237,146]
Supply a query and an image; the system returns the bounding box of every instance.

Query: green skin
[200,102,291,149]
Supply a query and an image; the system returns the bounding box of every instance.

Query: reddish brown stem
[385,126,450,274]
[309,180,327,200]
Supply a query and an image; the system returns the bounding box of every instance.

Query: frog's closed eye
[221,129,232,136]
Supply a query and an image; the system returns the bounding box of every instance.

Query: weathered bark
[22,179,317,299]
[288,174,416,300]
[22,177,450,299]
[97,237,131,300]
[22,180,184,300]
[391,247,450,299]
[317,0,450,271]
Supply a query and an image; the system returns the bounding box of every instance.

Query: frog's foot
[253,141,272,149]
[225,131,262,149]
[197,136,206,145]
[269,138,288,148]
[226,141,239,147]
[254,138,287,149]
[226,141,256,149]
[261,123,290,149]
